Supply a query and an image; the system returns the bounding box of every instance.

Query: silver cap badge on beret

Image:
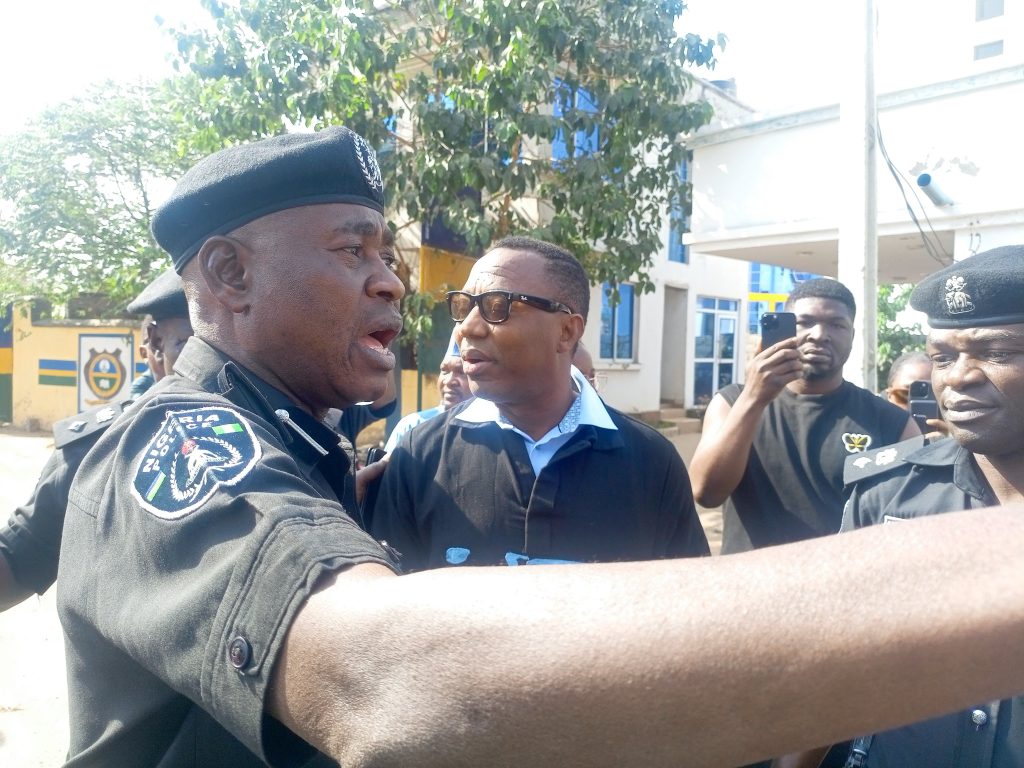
[943,275,976,315]
[352,134,384,193]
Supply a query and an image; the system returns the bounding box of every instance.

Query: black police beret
[152,126,386,272]
[910,245,1024,328]
[126,268,188,320]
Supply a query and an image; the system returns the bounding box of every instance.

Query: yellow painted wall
[11,304,143,431]
[400,369,440,417]
[418,246,475,295]
[408,245,472,415]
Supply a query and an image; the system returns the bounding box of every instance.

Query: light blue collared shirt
[453,365,617,475]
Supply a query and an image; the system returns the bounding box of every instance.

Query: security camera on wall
[917,173,954,207]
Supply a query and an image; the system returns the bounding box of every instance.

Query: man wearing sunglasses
[369,235,710,571]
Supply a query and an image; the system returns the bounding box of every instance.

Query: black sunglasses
[446,290,574,324]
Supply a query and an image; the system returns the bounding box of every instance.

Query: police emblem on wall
[132,406,262,519]
[85,348,126,398]
[78,333,134,411]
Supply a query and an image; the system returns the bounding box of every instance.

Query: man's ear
[558,313,586,354]
[194,236,252,314]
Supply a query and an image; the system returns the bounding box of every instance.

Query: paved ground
[0,423,719,765]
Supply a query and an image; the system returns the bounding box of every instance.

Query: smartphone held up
[760,312,797,349]
[909,379,939,432]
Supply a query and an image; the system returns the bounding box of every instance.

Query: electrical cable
[875,117,951,266]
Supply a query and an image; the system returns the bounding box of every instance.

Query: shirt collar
[174,337,345,463]
[454,365,616,433]
[905,437,995,501]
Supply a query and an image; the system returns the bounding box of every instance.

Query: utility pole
[838,0,878,390]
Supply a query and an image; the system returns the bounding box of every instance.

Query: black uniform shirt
[718,381,909,553]
[0,399,135,595]
[370,399,710,571]
[332,399,397,446]
[57,338,395,767]
[842,438,1023,768]
[1,443,89,594]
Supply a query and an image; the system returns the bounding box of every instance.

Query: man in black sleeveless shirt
[690,278,917,554]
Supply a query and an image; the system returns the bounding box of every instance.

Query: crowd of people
[0,125,1023,767]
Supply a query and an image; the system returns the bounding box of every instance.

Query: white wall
[877,0,1024,92]
[587,247,750,414]
[690,69,1024,240]
[577,78,757,415]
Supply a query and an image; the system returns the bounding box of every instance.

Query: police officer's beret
[910,244,1024,328]
[152,126,386,272]
[126,268,188,320]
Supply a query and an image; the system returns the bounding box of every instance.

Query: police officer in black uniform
[54,126,1024,768]
[0,268,190,611]
[56,126,404,766]
[839,244,1024,767]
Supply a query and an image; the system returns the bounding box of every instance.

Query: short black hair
[491,235,590,322]
[887,350,931,388]
[785,277,856,320]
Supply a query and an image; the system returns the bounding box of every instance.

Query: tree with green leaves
[876,282,927,390]
[0,80,213,314]
[170,0,724,296]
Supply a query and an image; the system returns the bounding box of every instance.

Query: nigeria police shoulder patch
[132,406,262,520]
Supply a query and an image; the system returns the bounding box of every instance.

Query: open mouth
[368,328,399,348]
[362,317,403,350]
[460,348,495,376]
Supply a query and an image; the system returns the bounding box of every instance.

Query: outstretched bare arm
[269,505,1024,768]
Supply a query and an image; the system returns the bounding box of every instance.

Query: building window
[694,297,738,406]
[976,0,1003,21]
[600,283,636,361]
[746,263,821,332]
[668,157,690,264]
[552,81,599,162]
[974,40,1004,59]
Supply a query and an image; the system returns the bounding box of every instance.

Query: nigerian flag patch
[132,406,262,520]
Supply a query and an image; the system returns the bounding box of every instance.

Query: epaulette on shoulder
[53,399,135,449]
[843,434,926,486]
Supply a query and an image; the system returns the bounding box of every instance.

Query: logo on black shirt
[132,406,261,519]
[841,432,872,453]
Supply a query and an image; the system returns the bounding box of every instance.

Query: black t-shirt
[718,381,909,553]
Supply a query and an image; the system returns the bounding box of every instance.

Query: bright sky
[681,0,842,112]
[0,0,976,133]
[682,0,971,113]
[0,0,206,135]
